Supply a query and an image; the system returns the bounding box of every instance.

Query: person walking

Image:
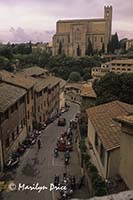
[37,138,41,150]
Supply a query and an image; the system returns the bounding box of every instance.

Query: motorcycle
[54,149,58,158]
[5,154,20,170]
[60,188,73,199]
[64,158,69,165]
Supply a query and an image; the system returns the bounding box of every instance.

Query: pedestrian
[37,138,41,150]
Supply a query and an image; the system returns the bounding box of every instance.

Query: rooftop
[65,83,82,90]
[115,114,133,126]
[34,76,60,92]
[80,83,96,98]
[110,59,133,64]
[0,70,36,90]
[0,82,26,113]
[19,66,48,77]
[86,101,133,151]
[57,18,105,23]
[65,82,96,98]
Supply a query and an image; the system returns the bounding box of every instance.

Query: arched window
[75,28,81,41]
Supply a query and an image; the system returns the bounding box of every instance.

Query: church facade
[52,6,112,57]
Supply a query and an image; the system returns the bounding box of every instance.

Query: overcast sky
[0,0,132,43]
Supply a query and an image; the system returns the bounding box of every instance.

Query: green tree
[93,72,133,105]
[86,39,93,56]
[102,43,105,54]
[68,71,81,82]
[77,45,81,56]
[83,73,91,81]
[108,32,119,54]
[58,41,62,55]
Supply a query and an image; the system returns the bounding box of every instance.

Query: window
[39,116,42,122]
[100,143,105,166]
[32,106,34,113]
[122,68,126,71]
[23,118,26,125]
[27,111,30,119]
[38,106,40,112]
[95,37,97,42]
[20,96,25,105]
[16,126,19,135]
[75,28,81,41]
[21,120,23,128]
[43,114,45,121]
[68,36,70,43]
[112,68,115,70]
[127,68,131,71]
[5,137,10,148]
[44,101,46,107]
[12,132,15,141]
[11,106,14,113]
[31,88,34,99]
[117,68,120,70]
[101,37,103,43]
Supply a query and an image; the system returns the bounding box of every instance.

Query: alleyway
[0,102,89,200]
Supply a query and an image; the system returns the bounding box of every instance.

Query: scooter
[64,158,69,165]
[54,149,58,158]
[5,155,20,170]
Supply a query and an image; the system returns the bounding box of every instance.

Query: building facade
[0,83,27,170]
[53,6,112,56]
[92,59,133,78]
[64,82,96,109]
[0,70,36,135]
[115,114,133,189]
[86,101,133,179]
[126,39,133,51]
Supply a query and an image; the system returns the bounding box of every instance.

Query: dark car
[57,117,66,126]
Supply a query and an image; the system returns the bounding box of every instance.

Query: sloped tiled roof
[34,76,60,92]
[80,84,96,98]
[0,83,26,112]
[20,66,48,76]
[86,101,133,151]
[0,70,36,89]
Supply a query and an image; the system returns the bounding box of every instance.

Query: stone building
[92,59,133,78]
[0,70,36,135]
[86,101,133,179]
[126,39,133,51]
[33,76,60,123]
[115,114,133,189]
[0,82,27,171]
[53,6,112,56]
[64,82,96,109]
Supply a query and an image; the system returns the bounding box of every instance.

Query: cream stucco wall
[108,148,120,178]
[119,126,133,189]
[87,118,108,178]
[60,91,65,109]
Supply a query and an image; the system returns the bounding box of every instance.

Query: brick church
[52,6,112,57]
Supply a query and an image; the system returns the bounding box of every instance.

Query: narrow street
[0,102,89,200]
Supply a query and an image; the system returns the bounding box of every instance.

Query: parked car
[58,117,66,126]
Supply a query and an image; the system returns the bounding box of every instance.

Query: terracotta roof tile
[20,66,48,76]
[86,101,133,151]
[0,70,36,89]
[0,83,26,112]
